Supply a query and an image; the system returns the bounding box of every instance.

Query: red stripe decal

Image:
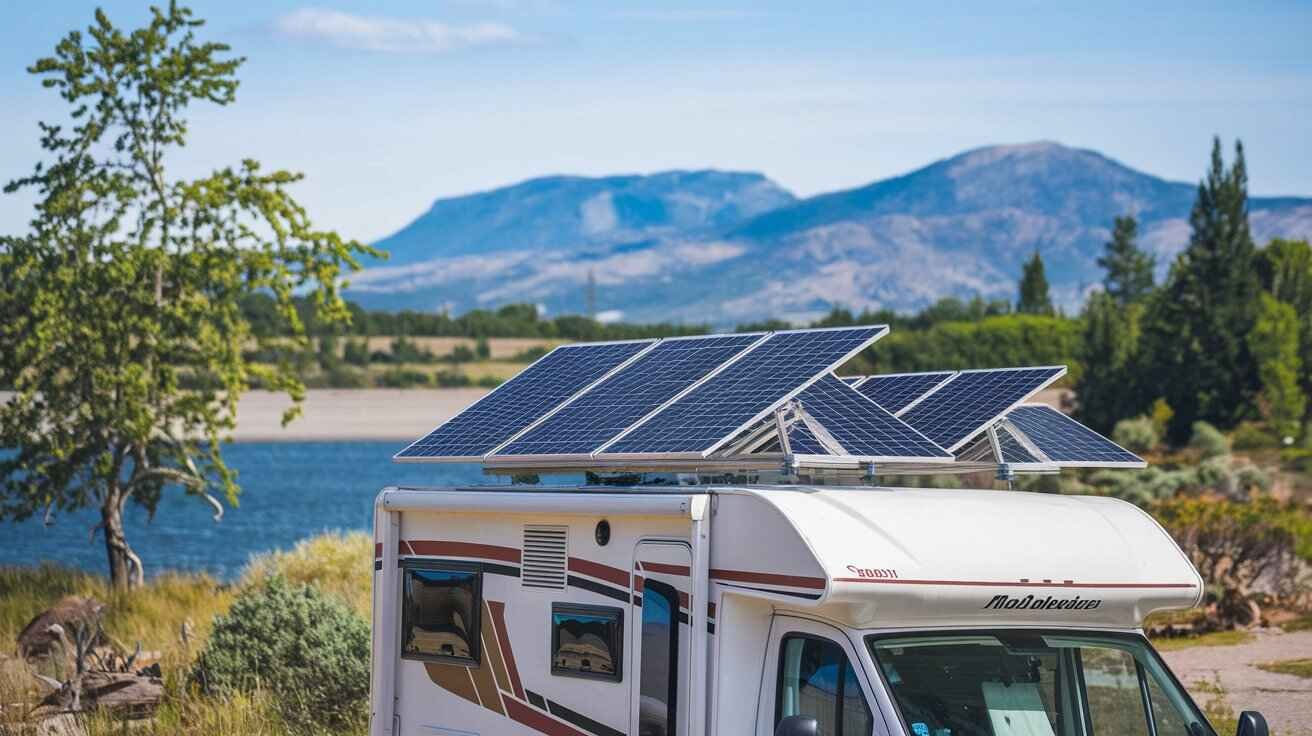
[505,697,590,736]
[633,575,644,592]
[406,540,521,564]
[832,577,1197,589]
[374,543,382,559]
[711,568,827,590]
[568,557,630,587]
[639,561,691,576]
[708,602,717,618]
[487,601,525,700]
[678,590,690,609]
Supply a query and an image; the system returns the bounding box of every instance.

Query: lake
[0,442,579,580]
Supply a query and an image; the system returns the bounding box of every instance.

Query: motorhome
[369,326,1270,736]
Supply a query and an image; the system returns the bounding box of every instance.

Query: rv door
[632,541,694,736]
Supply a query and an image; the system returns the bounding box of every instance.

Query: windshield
[867,630,1214,736]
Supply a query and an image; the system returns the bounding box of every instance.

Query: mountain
[347,143,1312,324]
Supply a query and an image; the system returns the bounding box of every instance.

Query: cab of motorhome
[371,326,1270,736]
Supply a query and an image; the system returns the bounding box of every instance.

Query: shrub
[1231,422,1279,451]
[476,375,503,388]
[448,344,477,363]
[342,339,370,367]
[1189,421,1230,459]
[475,336,491,360]
[511,345,550,362]
[435,369,472,388]
[1112,416,1158,453]
[194,576,370,731]
[324,366,369,389]
[379,368,430,388]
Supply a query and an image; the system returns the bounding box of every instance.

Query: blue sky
[1,1,1309,242]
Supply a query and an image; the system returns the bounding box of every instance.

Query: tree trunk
[101,500,142,591]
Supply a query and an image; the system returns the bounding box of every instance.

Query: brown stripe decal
[424,662,479,705]
[832,577,1197,589]
[483,603,512,695]
[568,557,630,587]
[640,561,691,576]
[374,542,382,558]
[488,600,525,701]
[406,540,521,563]
[505,697,591,736]
[472,619,505,715]
[711,568,827,590]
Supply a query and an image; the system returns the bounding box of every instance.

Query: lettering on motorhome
[984,594,1102,611]
[846,565,899,579]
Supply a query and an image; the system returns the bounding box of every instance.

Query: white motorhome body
[369,484,1208,736]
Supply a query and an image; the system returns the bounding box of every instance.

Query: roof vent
[522,525,568,590]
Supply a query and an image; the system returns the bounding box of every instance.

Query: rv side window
[776,634,872,736]
[401,562,482,664]
[551,604,623,682]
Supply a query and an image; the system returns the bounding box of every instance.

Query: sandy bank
[232,389,488,441]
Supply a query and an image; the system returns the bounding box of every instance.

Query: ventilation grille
[522,525,568,590]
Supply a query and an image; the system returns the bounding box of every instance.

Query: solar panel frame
[838,375,869,388]
[898,365,1067,453]
[856,370,958,415]
[597,325,889,459]
[487,332,769,461]
[1004,404,1146,468]
[789,374,953,462]
[392,338,656,462]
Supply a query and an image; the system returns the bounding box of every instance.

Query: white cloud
[274,8,519,54]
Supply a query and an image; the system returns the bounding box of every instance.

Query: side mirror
[1236,711,1268,736]
[775,715,819,736]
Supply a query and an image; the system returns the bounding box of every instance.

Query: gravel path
[1162,629,1312,734]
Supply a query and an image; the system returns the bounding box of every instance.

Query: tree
[1249,294,1306,438]
[1256,238,1312,425]
[1017,251,1054,315]
[1097,215,1155,305]
[1142,138,1260,441]
[1075,292,1144,433]
[0,5,370,589]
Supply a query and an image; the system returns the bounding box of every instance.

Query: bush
[379,368,431,388]
[1112,416,1158,453]
[1189,421,1230,459]
[477,375,503,388]
[323,366,369,389]
[448,344,477,363]
[1231,422,1279,451]
[475,336,491,359]
[342,339,370,367]
[511,345,550,362]
[194,576,370,731]
[435,369,472,388]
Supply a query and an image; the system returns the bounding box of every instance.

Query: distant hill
[348,143,1312,324]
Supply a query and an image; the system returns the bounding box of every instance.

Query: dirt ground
[1163,629,1312,734]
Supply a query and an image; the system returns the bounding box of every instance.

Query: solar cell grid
[394,340,653,460]
[996,425,1044,464]
[857,371,956,414]
[1006,404,1144,466]
[793,375,951,459]
[602,326,887,456]
[493,333,764,456]
[899,366,1065,451]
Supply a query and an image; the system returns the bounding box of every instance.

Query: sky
[1,1,1309,243]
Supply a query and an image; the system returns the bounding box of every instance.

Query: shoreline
[230,389,489,441]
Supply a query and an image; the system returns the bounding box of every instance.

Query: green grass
[1150,629,1256,652]
[1189,676,1238,735]
[1281,615,1312,633]
[1256,658,1312,679]
[0,531,373,735]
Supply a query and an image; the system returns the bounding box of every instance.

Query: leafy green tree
[1142,138,1260,441]
[0,5,369,588]
[1249,294,1306,438]
[1076,292,1144,433]
[1256,238,1312,423]
[1016,252,1054,315]
[1097,215,1156,305]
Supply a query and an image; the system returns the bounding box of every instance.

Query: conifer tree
[1097,216,1156,305]
[1017,252,1055,315]
[1076,292,1144,433]
[1249,294,1305,438]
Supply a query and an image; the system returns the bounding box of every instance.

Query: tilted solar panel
[996,425,1045,464]
[1005,404,1145,467]
[899,366,1066,452]
[839,375,867,388]
[857,371,956,414]
[493,333,765,457]
[792,375,952,460]
[394,340,653,461]
[601,326,887,456]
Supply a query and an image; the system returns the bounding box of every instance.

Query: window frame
[550,602,625,682]
[399,559,483,666]
[774,631,873,736]
[638,578,681,734]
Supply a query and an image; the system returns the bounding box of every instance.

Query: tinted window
[639,580,680,736]
[776,635,872,736]
[552,604,623,681]
[401,565,481,664]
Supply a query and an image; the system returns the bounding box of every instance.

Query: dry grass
[1255,658,1312,679]
[1150,629,1256,652]
[0,531,373,735]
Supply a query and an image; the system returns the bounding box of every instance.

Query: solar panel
[899,366,1065,452]
[857,371,956,414]
[601,326,887,456]
[791,375,952,460]
[1005,404,1145,467]
[996,425,1045,464]
[394,340,653,460]
[493,333,765,457]
[839,375,867,388]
